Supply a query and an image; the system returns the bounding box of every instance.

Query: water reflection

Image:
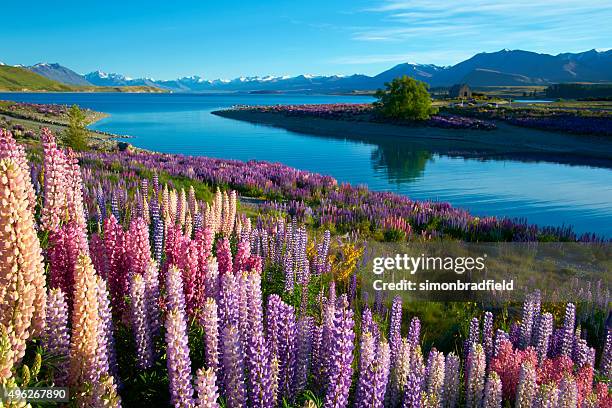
[371,144,433,183]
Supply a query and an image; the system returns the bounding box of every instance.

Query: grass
[0,65,74,92]
[0,65,165,93]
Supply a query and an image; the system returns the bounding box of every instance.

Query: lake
[1,92,611,237]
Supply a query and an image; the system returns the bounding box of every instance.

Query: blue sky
[1,0,610,80]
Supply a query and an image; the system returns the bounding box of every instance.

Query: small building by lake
[449,84,472,99]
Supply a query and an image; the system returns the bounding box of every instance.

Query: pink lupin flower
[126,217,152,275]
[0,158,47,368]
[216,238,233,275]
[40,128,69,232]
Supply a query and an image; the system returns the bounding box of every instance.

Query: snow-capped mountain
[21,49,612,93]
[28,63,92,86]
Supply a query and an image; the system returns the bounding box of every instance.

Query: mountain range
[20,49,612,93]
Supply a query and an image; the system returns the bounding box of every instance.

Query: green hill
[0,65,166,93]
[0,65,74,91]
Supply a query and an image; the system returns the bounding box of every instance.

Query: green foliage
[63,104,89,151]
[374,76,437,120]
[383,228,405,242]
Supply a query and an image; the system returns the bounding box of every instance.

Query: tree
[374,76,437,120]
[64,105,89,151]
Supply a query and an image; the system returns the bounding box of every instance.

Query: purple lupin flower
[386,339,410,408]
[277,301,297,400]
[44,288,71,386]
[464,317,480,361]
[94,276,112,380]
[557,376,578,408]
[355,333,391,408]
[533,383,559,408]
[144,260,161,338]
[218,273,238,329]
[600,328,611,378]
[407,317,421,347]
[293,316,313,397]
[130,273,154,369]
[165,307,195,407]
[493,329,509,357]
[482,311,494,362]
[534,312,553,364]
[310,323,324,391]
[465,343,486,408]
[164,266,195,407]
[355,331,375,404]
[195,367,219,408]
[96,276,119,383]
[424,350,445,406]
[323,295,355,408]
[221,325,247,408]
[244,271,273,407]
[482,372,502,408]
[560,303,576,357]
[389,296,403,361]
[402,346,425,408]
[509,322,521,348]
[442,353,460,408]
[520,296,535,350]
[199,298,220,376]
[515,362,537,408]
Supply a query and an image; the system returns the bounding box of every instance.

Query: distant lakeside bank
[213,108,612,169]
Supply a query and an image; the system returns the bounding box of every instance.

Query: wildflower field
[0,126,610,407]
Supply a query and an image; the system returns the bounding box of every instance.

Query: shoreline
[212,109,612,169]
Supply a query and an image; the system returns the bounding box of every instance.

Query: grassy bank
[213,107,612,168]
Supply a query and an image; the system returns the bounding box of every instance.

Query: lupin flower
[386,339,411,407]
[40,128,69,232]
[103,214,128,313]
[0,129,36,213]
[293,316,313,397]
[323,296,355,408]
[403,345,425,408]
[482,372,502,408]
[557,375,578,408]
[69,254,103,403]
[465,343,486,408]
[199,298,220,378]
[408,316,421,347]
[144,260,161,338]
[165,308,195,407]
[443,353,460,408]
[598,328,611,378]
[44,288,71,386]
[0,158,47,368]
[482,312,494,361]
[489,340,537,400]
[244,271,274,407]
[195,367,219,408]
[515,362,537,408]
[533,383,559,408]
[126,217,152,275]
[216,238,233,275]
[560,303,576,357]
[424,350,445,406]
[534,312,553,364]
[96,276,119,382]
[221,325,247,407]
[389,296,403,361]
[130,273,154,369]
[355,333,391,408]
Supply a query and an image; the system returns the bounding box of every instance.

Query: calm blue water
[2,92,611,237]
